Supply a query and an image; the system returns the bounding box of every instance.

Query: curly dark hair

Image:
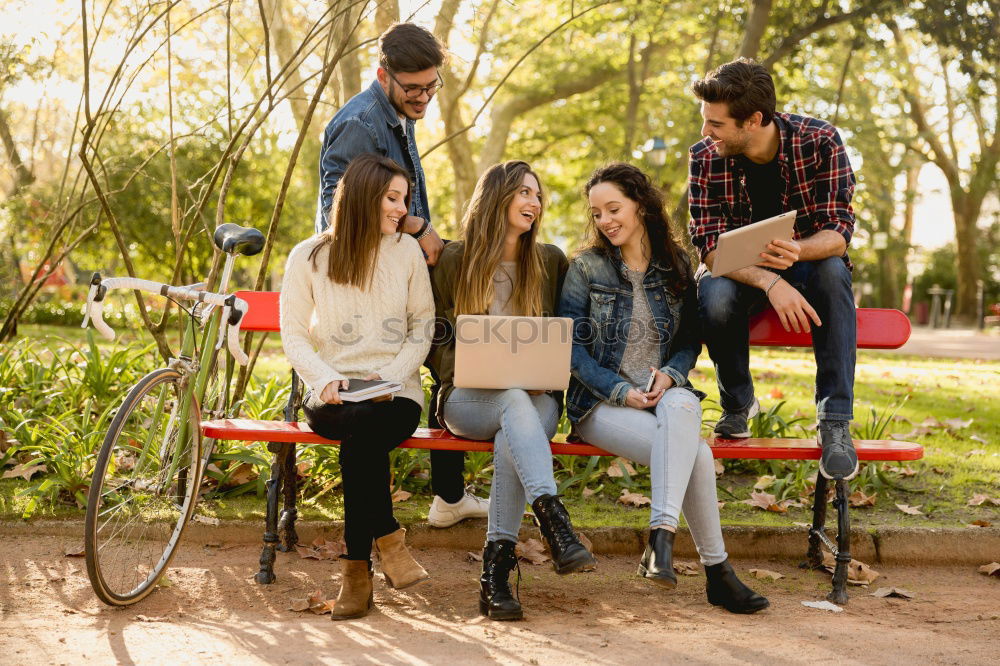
[582,162,691,293]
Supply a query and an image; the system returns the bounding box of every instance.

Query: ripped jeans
[575,388,727,566]
[443,388,560,543]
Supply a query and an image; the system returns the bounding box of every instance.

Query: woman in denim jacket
[558,163,767,614]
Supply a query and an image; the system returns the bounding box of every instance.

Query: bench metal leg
[803,474,829,570]
[255,442,285,584]
[828,479,851,605]
[278,443,299,552]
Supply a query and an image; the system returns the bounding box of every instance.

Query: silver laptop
[712,210,797,276]
[453,315,572,391]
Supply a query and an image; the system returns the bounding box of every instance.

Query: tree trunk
[375,0,399,34]
[433,0,478,230]
[738,0,772,60]
[334,0,363,100]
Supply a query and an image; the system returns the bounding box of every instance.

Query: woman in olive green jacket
[427,161,595,622]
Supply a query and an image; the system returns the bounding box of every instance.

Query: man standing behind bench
[315,23,489,525]
[687,58,859,481]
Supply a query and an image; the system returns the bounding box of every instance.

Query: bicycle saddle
[213,223,265,256]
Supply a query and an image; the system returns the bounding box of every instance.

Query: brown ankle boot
[330,558,374,621]
[374,527,429,589]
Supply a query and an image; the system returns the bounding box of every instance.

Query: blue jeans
[575,389,727,566]
[698,257,856,421]
[443,389,560,543]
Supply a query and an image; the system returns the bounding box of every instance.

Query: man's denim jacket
[557,247,705,424]
[314,80,431,233]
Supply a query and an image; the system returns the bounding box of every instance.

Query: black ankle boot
[478,540,522,621]
[638,528,677,588]
[704,559,769,614]
[531,494,596,575]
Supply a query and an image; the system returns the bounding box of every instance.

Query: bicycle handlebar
[82,275,250,366]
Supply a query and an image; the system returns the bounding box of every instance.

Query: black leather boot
[705,559,770,614]
[531,494,597,574]
[637,528,677,588]
[478,540,522,621]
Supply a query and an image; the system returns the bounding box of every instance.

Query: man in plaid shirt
[687,58,859,481]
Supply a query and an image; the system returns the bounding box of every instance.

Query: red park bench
[201,291,921,604]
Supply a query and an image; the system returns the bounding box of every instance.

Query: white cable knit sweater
[279,233,434,407]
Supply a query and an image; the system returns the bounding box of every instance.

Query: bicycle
[81,223,264,606]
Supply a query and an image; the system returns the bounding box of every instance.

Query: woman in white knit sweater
[280,154,434,620]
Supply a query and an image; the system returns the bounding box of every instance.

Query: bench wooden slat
[234,291,912,349]
[201,419,922,462]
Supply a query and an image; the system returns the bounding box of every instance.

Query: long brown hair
[583,162,692,293]
[309,154,410,288]
[454,161,545,316]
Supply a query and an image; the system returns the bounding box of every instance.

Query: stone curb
[4,519,998,565]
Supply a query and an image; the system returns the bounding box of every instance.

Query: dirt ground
[1,534,997,665]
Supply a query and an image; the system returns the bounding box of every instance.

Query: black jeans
[303,395,422,561]
[427,380,465,503]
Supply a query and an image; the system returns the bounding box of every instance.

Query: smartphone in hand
[644,369,657,393]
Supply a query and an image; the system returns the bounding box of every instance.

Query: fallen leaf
[190,514,220,526]
[673,561,700,576]
[465,551,483,563]
[224,462,257,487]
[793,522,812,528]
[920,417,944,428]
[822,552,880,586]
[618,489,651,507]
[2,462,46,481]
[714,459,725,476]
[889,466,917,477]
[802,600,843,612]
[295,544,321,560]
[970,435,988,445]
[64,545,85,558]
[967,449,988,456]
[753,475,776,491]
[606,457,637,478]
[969,520,992,528]
[745,490,786,513]
[979,562,1000,577]
[895,503,923,516]
[932,467,946,475]
[943,418,972,430]
[849,490,876,507]
[391,489,412,503]
[515,538,550,565]
[967,494,994,506]
[749,568,784,581]
[155,575,173,588]
[768,387,784,399]
[582,487,596,498]
[871,587,914,599]
[288,589,334,614]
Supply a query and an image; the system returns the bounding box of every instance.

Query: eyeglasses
[386,69,443,99]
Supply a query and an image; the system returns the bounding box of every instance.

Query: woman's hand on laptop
[757,238,801,270]
[321,379,350,405]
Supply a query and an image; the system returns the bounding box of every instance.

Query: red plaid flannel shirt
[687,113,856,269]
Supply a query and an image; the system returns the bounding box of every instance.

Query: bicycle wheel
[84,367,203,605]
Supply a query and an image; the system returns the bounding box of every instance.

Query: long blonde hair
[454,161,545,316]
[309,154,410,288]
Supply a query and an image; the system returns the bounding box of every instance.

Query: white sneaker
[427,491,489,528]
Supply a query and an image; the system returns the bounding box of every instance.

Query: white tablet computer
[454,315,572,391]
[711,210,797,277]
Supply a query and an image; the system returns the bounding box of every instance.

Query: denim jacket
[314,80,431,233]
[557,247,705,424]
